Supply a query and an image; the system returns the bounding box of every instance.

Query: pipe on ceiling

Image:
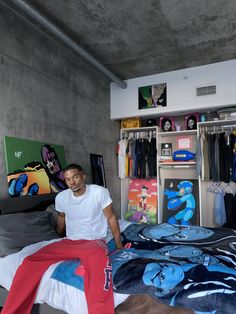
[1,0,127,89]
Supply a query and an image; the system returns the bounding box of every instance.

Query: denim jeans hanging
[214,192,226,226]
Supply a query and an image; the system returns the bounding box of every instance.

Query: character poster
[163,178,199,226]
[138,83,167,109]
[4,136,67,197]
[124,178,158,224]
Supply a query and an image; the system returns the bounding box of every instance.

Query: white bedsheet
[0,220,131,314]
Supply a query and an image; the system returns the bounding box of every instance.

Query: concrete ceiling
[5,0,236,81]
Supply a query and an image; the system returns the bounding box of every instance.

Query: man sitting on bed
[2,163,123,314]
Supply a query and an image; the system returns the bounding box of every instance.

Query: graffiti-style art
[4,136,67,196]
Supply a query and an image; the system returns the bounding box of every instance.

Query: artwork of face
[41,145,61,175]
[188,119,195,129]
[164,121,171,131]
[161,118,172,132]
[186,115,198,130]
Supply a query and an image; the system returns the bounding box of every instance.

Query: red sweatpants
[2,239,114,314]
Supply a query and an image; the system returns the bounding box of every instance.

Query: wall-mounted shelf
[158,161,196,167]
[158,129,197,137]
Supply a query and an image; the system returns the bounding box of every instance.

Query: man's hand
[103,203,123,249]
[110,242,132,255]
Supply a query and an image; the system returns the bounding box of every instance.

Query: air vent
[196,85,216,96]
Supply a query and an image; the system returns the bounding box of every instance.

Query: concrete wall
[0,4,121,214]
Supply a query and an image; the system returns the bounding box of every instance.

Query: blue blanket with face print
[51,222,236,314]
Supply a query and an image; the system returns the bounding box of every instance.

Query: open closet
[118,117,236,228]
[197,119,236,227]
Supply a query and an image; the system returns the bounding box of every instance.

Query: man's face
[64,169,86,194]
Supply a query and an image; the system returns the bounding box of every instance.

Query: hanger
[207,182,225,194]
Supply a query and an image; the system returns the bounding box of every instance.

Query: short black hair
[161,117,172,131]
[64,164,84,173]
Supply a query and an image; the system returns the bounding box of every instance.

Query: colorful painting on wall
[163,178,199,226]
[4,136,67,197]
[124,178,158,223]
[138,83,167,109]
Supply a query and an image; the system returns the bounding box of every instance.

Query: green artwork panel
[4,136,67,196]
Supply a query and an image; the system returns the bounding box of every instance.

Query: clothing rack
[197,119,236,135]
[121,127,157,140]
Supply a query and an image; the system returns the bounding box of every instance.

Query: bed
[1,194,236,314]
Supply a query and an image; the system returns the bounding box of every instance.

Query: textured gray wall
[0,4,121,215]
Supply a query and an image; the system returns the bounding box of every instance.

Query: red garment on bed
[2,239,114,314]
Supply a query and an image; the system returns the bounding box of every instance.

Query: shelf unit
[157,128,198,224]
[119,126,158,221]
[119,118,236,227]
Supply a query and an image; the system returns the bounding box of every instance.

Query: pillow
[45,203,59,229]
[0,210,60,257]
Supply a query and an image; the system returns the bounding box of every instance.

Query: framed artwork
[163,178,199,225]
[4,136,67,197]
[138,83,167,109]
[160,116,175,132]
[90,154,106,187]
[124,178,158,224]
[184,113,199,130]
[176,136,192,149]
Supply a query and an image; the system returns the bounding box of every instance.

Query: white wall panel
[111,60,236,119]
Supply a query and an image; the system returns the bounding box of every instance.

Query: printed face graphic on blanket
[143,262,184,292]
[112,255,236,311]
[139,223,214,243]
[50,222,236,314]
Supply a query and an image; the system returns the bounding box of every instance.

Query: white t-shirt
[55,184,112,240]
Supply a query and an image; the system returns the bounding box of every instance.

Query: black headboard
[0,193,57,215]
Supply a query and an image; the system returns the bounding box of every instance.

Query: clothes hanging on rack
[208,133,219,181]
[207,181,236,227]
[200,123,236,227]
[201,133,210,181]
[147,137,157,178]
[207,182,226,226]
[117,138,128,179]
[223,182,236,230]
[117,131,157,179]
[198,127,236,183]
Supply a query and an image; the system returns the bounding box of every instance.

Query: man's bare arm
[103,203,123,249]
[56,212,66,236]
